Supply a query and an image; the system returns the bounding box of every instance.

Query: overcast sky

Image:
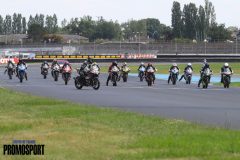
[0,0,239,27]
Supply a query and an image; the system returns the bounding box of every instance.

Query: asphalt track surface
[1,65,240,129]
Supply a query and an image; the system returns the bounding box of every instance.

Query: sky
[0,0,239,27]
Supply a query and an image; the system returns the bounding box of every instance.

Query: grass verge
[215,82,240,87]
[1,88,240,160]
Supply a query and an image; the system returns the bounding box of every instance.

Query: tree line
[172,0,231,41]
[0,0,233,43]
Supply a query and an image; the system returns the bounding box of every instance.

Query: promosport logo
[3,140,45,156]
[0,58,19,64]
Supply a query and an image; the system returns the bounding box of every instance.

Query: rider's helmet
[112,61,117,65]
[148,63,152,66]
[141,62,144,65]
[205,63,209,68]
[53,59,57,62]
[44,61,48,64]
[173,63,177,67]
[224,63,229,67]
[187,63,192,66]
[203,59,207,64]
[87,58,93,64]
[19,59,23,63]
[93,62,97,65]
[123,62,127,66]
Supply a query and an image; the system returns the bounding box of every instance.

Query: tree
[197,5,206,41]
[182,3,198,39]
[3,15,12,34]
[39,14,45,28]
[78,16,96,41]
[172,1,183,38]
[52,14,58,33]
[16,14,22,34]
[22,17,27,34]
[205,0,216,37]
[28,15,35,28]
[28,23,45,42]
[0,15,3,34]
[208,23,231,41]
[12,13,18,34]
[61,19,67,28]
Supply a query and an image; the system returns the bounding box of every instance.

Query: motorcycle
[184,68,193,84]
[41,64,49,79]
[170,68,179,85]
[145,67,155,86]
[7,64,15,80]
[222,71,232,88]
[62,65,72,85]
[74,65,100,90]
[119,66,130,82]
[139,67,145,82]
[111,66,120,86]
[52,65,60,81]
[18,64,26,83]
[202,68,212,89]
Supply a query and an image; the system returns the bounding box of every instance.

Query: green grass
[100,63,240,75]
[1,88,240,160]
[215,82,240,87]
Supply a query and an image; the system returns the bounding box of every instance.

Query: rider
[4,60,15,74]
[106,61,120,86]
[179,63,193,81]
[221,63,233,83]
[92,62,100,71]
[79,58,94,75]
[62,61,72,72]
[51,59,58,69]
[168,63,180,84]
[198,63,212,87]
[145,63,156,84]
[138,62,146,76]
[40,61,49,74]
[121,62,129,70]
[16,59,28,80]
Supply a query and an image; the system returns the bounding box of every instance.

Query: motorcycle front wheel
[75,78,83,89]
[92,78,100,90]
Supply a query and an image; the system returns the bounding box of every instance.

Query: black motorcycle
[110,66,119,86]
[7,65,15,80]
[74,66,100,90]
[202,69,212,89]
[184,68,193,84]
[119,66,130,82]
[41,64,49,79]
[170,68,179,85]
[145,68,155,86]
[138,67,145,82]
[222,72,232,88]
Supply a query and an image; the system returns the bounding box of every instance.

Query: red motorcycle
[62,65,72,85]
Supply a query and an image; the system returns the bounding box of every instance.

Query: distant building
[0,34,28,45]
[46,34,89,44]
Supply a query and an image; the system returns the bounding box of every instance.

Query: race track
[1,64,240,129]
